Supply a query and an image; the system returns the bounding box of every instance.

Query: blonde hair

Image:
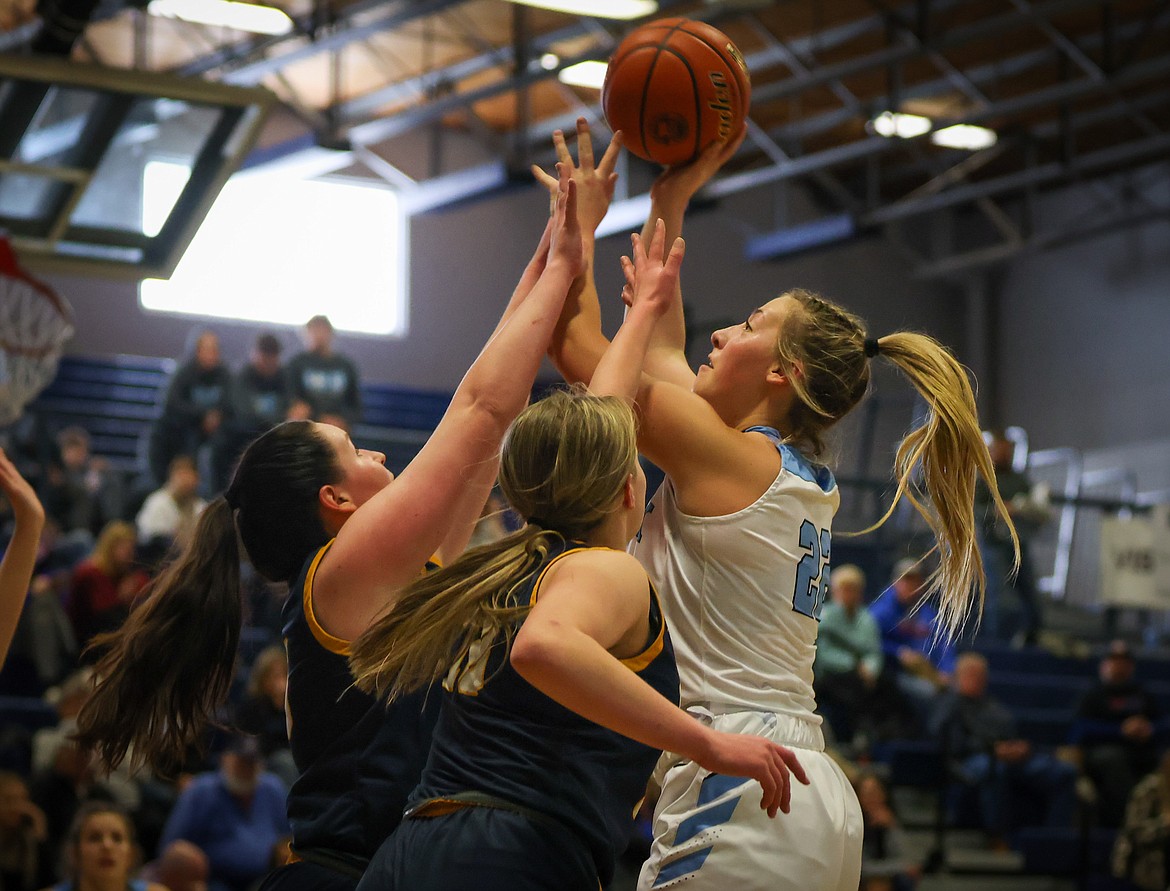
[247,645,288,699]
[350,388,639,701]
[774,289,1018,642]
[90,521,137,576]
[829,564,866,591]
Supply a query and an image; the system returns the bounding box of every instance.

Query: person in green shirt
[815,565,915,749]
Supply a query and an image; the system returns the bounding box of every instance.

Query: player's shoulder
[543,546,646,588]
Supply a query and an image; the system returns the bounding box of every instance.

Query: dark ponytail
[76,497,241,774]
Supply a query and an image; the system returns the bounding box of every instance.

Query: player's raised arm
[0,449,45,664]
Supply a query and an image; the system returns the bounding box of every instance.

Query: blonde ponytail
[872,332,1019,640]
[349,527,560,700]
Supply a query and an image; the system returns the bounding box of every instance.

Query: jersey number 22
[792,519,830,620]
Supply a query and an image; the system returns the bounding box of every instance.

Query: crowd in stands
[2,327,1169,891]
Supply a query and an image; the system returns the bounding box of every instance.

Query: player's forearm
[590,304,659,401]
[511,624,710,762]
[0,517,45,674]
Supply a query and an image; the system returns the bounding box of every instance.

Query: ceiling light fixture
[540,53,561,70]
[504,0,658,21]
[869,111,932,139]
[147,0,294,35]
[558,60,609,90]
[931,123,998,151]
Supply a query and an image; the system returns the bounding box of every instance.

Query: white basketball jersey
[633,430,839,718]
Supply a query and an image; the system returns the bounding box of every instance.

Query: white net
[0,237,74,426]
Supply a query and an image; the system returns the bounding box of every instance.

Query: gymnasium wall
[994,161,1170,453]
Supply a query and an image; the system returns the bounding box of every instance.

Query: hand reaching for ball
[619,218,685,319]
[532,118,622,238]
[547,163,584,279]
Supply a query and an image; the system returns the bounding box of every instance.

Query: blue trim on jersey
[652,846,714,887]
[675,797,740,846]
[696,773,749,807]
[743,425,836,493]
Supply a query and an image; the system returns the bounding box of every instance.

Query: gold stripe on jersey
[619,581,666,672]
[302,540,352,656]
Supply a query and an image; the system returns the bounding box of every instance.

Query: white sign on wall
[1100,508,1170,608]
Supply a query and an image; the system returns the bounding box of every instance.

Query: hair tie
[224,490,239,511]
[527,516,549,529]
[863,338,881,358]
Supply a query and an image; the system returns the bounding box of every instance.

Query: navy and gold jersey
[410,539,679,886]
[281,542,440,864]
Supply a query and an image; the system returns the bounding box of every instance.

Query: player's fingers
[576,117,595,169]
[530,163,557,189]
[553,129,572,166]
[780,746,809,786]
[620,254,636,283]
[564,179,578,225]
[630,232,644,263]
[664,237,686,276]
[776,754,792,815]
[598,130,623,177]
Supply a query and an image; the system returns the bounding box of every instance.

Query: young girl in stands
[543,119,1017,891]
[347,222,804,891]
[75,171,586,891]
[44,801,166,891]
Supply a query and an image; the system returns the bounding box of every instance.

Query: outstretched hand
[618,218,684,317]
[650,124,748,210]
[0,448,43,527]
[532,117,623,236]
[548,163,584,278]
[698,729,810,818]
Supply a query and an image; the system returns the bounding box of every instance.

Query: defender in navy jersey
[76,173,594,891]
[350,391,804,891]
[261,543,440,887]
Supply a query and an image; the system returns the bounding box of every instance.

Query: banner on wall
[1099,509,1170,608]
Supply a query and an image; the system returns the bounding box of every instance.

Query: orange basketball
[602,18,751,166]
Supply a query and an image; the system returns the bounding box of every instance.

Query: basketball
[602,18,751,166]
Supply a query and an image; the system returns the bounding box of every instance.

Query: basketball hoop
[0,235,75,425]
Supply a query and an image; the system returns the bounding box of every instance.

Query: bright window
[140,162,406,335]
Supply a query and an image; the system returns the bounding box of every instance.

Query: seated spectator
[1073,640,1167,828]
[2,572,76,697]
[0,772,52,891]
[869,558,954,722]
[147,330,233,490]
[285,315,361,430]
[856,771,920,891]
[141,840,208,891]
[1112,749,1170,891]
[67,523,149,657]
[233,646,295,788]
[815,565,914,747]
[40,428,124,541]
[135,457,206,558]
[159,737,289,891]
[929,652,1078,846]
[41,801,166,891]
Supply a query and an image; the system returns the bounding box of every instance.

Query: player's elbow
[509,622,566,682]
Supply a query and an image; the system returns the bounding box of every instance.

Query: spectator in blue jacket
[1073,640,1169,828]
[159,737,290,891]
[869,558,955,722]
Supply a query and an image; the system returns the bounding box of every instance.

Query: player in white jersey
[540,119,1017,891]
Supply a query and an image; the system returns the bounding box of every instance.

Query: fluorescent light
[931,123,998,151]
[504,0,658,21]
[558,60,609,90]
[870,111,932,139]
[147,0,293,35]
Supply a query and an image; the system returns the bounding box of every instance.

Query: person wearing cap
[158,737,290,891]
[1073,641,1169,828]
[869,558,956,724]
[284,316,362,431]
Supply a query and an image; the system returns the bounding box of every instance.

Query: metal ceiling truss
[10,0,1162,273]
